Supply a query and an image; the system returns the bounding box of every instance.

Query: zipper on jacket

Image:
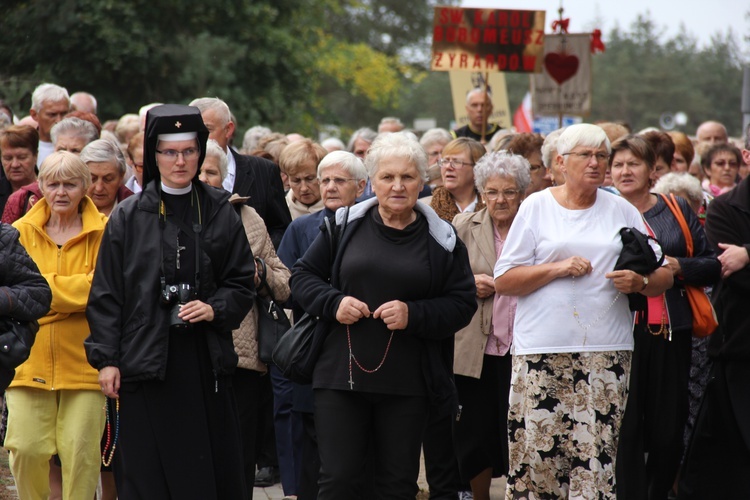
[664,294,673,341]
[214,370,218,393]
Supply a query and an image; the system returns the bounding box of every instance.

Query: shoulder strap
[659,193,693,257]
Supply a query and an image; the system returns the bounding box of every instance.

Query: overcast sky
[461,0,749,49]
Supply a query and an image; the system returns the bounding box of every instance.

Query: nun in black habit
[85,104,255,499]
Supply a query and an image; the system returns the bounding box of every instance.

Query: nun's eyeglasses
[156,148,200,161]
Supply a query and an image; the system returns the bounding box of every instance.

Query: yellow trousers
[5,388,106,500]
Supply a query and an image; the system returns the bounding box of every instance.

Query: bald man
[696,120,728,146]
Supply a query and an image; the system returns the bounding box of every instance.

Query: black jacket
[290,198,477,415]
[644,195,719,331]
[0,223,52,320]
[704,177,750,361]
[84,181,255,381]
[231,150,291,249]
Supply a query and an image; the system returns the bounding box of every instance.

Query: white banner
[531,34,592,116]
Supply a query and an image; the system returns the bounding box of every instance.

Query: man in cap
[85,104,255,499]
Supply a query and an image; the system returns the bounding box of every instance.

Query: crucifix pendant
[176,235,186,270]
[348,374,354,390]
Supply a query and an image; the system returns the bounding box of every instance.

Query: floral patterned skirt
[506,351,631,500]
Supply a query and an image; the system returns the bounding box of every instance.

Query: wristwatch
[640,275,649,291]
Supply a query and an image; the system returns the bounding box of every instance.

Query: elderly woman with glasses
[701,142,743,197]
[290,132,476,498]
[424,137,486,222]
[495,124,674,498]
[280,139,328,220]
[452,151,530,500]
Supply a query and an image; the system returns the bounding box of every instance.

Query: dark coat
[0,223,52,321]
[704,177,750,361]
[84,181,255,381]
[645,195,720,331]
[290,198,477,415]
[231,150,291,249]
[0,222,52,390]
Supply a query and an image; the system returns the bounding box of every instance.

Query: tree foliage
[0,3,747,138]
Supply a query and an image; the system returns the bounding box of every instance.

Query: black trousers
[314,389,428,500]
[255,371,279,469]
[422,409,461,499]
[616,327,692,500]
[233,368,261,497]
[678,361,750,499]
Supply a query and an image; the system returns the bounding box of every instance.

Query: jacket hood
[336,196,457,252]
[143,104,209,188]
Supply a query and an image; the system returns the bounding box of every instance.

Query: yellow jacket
[11,197,106,391]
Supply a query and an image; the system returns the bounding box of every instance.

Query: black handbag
[271,312,326,384]
[255,257,292,364]
[271,208,348,383]
[0,317,39,371]
[614,226,664,311]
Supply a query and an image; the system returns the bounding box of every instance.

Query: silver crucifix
[176,235,186,269]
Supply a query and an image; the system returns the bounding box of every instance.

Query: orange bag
[660,194,718,337]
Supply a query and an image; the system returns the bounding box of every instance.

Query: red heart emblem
[544,52,579,85]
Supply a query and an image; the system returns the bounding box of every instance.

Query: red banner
[431,7,545,73]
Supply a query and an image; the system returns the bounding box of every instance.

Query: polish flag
[513,92,533,133]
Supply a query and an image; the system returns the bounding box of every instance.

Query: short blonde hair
[279,139,327,176]
[38,151,92,192]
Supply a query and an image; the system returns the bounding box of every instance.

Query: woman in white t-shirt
[494,124,673,499]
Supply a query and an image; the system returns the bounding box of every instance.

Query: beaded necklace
[346,325,394,390]
[101,398,120,467]
[571,275,621,345]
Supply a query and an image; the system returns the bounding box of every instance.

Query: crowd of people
[0,81,749,500]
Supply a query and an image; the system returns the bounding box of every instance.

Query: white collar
[161,182,192,195]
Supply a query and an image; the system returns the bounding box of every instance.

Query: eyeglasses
[484,189,520,201]
[562,151,609,162]
[712,159,739,169]
[319,177,355,186]
[156,148,200,161]
[438,158,475,169]
[289,175,318,186]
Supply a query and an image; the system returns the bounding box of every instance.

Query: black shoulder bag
[272,207,349,384]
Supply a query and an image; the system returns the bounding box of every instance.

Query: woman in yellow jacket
[7,151,107,500]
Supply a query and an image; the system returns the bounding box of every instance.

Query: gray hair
[364,131,428,182]
[321,137,346,152]
[318,151,368,182]
[70,91,98,114]
[80,138,128,176]
[474,151,531,193]
[204,139,228,181]
[242,126,272,153]
[31,83,69,112]
[419,128,452,149]
[50,117,99,146]
[652,172,703,207]
[347,127,378,152]
[556,123,611,156]
[541,128,565,168]
[466,87,492,104]
[189,97,231,126]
